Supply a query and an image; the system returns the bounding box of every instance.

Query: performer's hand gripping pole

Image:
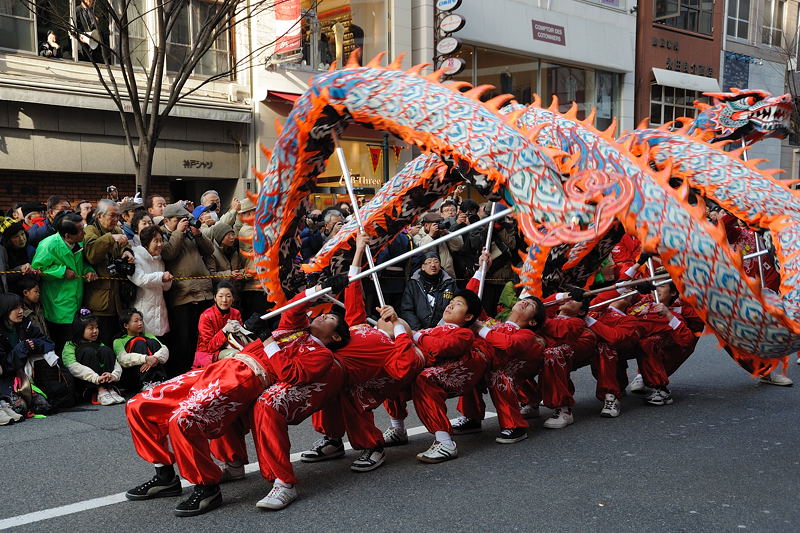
[333,131,386,307]
[261,207,514,320]
[477,202,496,299]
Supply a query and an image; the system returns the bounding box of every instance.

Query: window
[167,0,232,76]
[761,0,785,46]
[649,84,707,125]
[727,0,751,40]
[656,1,714,35]
[111,0,149,66]
[0,0,36,52]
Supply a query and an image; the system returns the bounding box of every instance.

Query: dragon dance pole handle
[261,207,514,320]
[477,202,496,299]
[587,278,673,311]
[739,137,766,289]
[647,258,660,304]
[332,131,386,308]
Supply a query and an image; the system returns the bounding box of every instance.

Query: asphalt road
[2,335,799,532]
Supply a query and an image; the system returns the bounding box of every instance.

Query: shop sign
[439,57,466,76]
[436,0,462,12]
[440,13,466,33]
[436,36,461,55]
[531,20,565,46]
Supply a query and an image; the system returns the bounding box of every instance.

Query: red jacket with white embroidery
[480,321,544,368]
[626,298,695,350]
[414,324,474,366]
[586,306,641,353]
[264,290,336,385]
[196,305,243,356]
[335,279,419,385]
[720,214,780,292]
[611,234,641,265]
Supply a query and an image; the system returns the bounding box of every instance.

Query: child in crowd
[62,309,124,405]
[113,309,169,391]
[16,277,49,337]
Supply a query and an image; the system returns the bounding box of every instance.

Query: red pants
[539,344,575,408]
[251,363,345,485]
[312,373,410,449]
[637,336,695,388]
[413,354,489,434]
[126,360,266,485]
[586,343,622,401]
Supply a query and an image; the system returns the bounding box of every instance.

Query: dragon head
[692,88,793,144]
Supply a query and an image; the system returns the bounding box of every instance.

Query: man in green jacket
[31,212,98,352]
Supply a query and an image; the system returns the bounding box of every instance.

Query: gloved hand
[635,281,656,295]
[222,320,240,334]
[637,251,657,265]
[322,273,350,294]
[245,312,273,341]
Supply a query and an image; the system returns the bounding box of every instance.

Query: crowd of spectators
[0,189,262,425]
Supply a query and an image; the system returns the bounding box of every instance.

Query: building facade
[0,0,253,207]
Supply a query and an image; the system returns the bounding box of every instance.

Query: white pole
[647,258,660,304]
[477,202,496,299]
[332,131,386,307]
[261,207,514,320]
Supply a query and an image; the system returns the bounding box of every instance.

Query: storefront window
[450,43,473,86]
[167,0,232,76]
[475,47,538,105]
[595,70,618,130]
[542,62,590,119]
[274,0,387,70]
[649,84,707,125]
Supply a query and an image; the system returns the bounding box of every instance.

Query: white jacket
[129,245,173,336]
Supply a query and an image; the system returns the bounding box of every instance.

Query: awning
[652,68,721,93]
[266,90,300,103]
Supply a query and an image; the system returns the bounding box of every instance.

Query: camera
[108,257,135,277]
[436,219,451,231]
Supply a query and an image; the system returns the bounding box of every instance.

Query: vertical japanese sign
[275,0,301,54]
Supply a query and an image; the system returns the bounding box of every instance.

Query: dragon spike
[463,84,495,100]
[238,233,253,245]
[388,52,406,70]
[503,108,525,127]
[532,94,542,107]
[246,190,259,204]
[241,213,255,225]
[239,250,255,260]
[259,144,272,159]
[484,93,515,111]
[675,118,693,134]
[366,51,388,68]
[345,48,362,68]
[525,123,547,142]
[745,158,769,168]
[252,169,266,184]
[445,80,473,92]
[602,118,618,138]
[424,67,447,83]
[274,118,283,137]
[406,62,430,75]
[547,95,560,112]
[636,117,650,130]
[564,102,579,120]
[328,62,336,72]
[658,120,676,131]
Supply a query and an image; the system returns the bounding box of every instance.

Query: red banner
[368,146,382,175]
[275,0,301,54]
[393,145,403,163]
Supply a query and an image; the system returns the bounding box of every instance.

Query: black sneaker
[350,447,386,472]
[452,417,482,435]
[300,437,345,463]
[125,475,182,501]
[174,484,222,517]
[495,427,528,444]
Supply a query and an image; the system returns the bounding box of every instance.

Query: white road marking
[0,412,497,530]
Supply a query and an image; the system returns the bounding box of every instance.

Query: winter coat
[468,224,518,286]
[413,229,463,279]
[31,234,95,324]
[0,317,55,396]
[27,218,56,247]
[129,245,172,336]
[160,226,214,307]
[62,340,122,385]
[399,269,457,330]
[112,333,169,368]
[196,305,242,358]
[83,221,133,317]
[22,302,49,339]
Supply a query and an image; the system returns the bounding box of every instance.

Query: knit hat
[0,221,25,244]
[211,222,235,244]
[0,216,15,236]
[422,251,440,262]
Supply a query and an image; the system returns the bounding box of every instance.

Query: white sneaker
[600,394,620,418]
[0,402,22,422]
[97,390,116,406]
[629,374,647,394]
[519,403,540,419]
[543,407,574,429]
[416,440,458,463]
[760,372,794,387]
[645,387,674,406]
[220,463,246,483]
[796,356,800,365]
[110,389,126,404]
[256,483,297,511]
[382,426,409,447]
